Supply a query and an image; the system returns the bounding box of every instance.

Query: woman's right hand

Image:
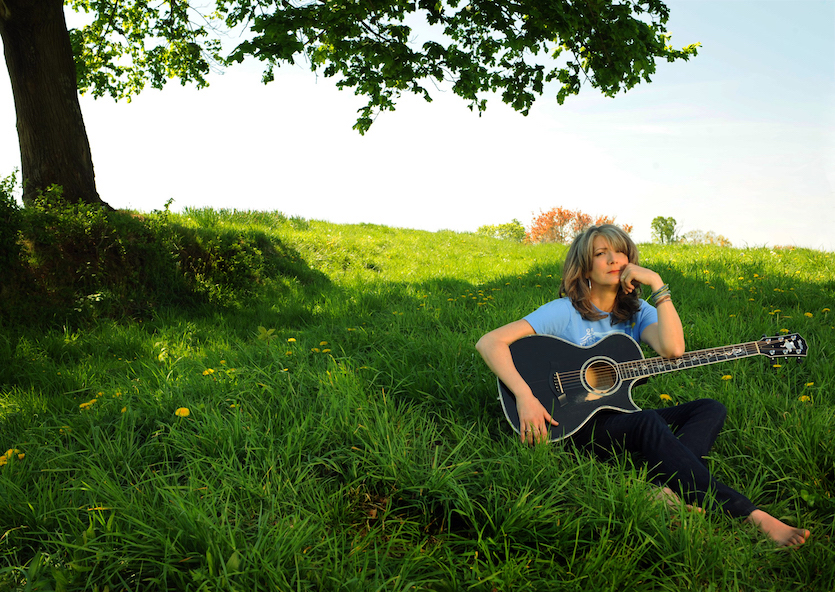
[475,319,558,445]
[516,392,559,445]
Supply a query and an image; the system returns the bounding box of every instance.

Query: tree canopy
[650,215,679,244]
[1,0,698,205]
[69,0,699,132]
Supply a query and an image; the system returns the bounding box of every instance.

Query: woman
[476,224,809,547]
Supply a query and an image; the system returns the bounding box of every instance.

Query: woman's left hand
[619,263,661,294]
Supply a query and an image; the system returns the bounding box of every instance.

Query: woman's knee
[697,398,727,422]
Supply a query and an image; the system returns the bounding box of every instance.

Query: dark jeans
[570,398,757,518]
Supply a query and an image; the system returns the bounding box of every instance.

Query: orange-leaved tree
[526,208,631,244]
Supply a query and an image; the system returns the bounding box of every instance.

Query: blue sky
[1,0,833,249]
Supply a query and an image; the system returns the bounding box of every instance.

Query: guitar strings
[553,341,762,391]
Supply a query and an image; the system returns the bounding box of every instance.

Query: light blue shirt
[524,298,658,347]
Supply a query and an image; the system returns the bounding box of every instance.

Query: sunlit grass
[1,212,833,590]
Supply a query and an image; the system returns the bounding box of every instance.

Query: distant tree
[681,229,732,247]
[477,219,526,242]
[0,0,699,209]
[527,207,631,244]
[650,216,680,244]
[528,207,575,244]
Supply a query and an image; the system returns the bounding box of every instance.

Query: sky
[1,0,833,250]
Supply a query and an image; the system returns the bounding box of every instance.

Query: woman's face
[586,236,629,288]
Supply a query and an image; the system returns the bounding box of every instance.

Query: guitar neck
[619,341,763,380]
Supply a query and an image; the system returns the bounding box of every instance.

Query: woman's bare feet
[746,509,810,547]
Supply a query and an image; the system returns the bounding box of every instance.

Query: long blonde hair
[558,224,641,323]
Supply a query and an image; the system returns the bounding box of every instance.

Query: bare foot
[652,486,704,513]
[746,509,810,547]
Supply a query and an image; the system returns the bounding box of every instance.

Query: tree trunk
[0,0,109,208]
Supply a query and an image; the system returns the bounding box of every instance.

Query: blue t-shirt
[524,298,658,347]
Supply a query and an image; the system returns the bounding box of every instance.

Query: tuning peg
[796,357,803,364]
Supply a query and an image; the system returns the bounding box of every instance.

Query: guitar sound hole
[585,360,617,393]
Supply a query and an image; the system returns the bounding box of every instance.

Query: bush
[1,186,310,327]
[0,171,23,274]
[477,219,526,242]
[14,186,191,322]
[0,171,35,323]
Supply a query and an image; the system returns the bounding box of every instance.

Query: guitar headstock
[758,334,808,358]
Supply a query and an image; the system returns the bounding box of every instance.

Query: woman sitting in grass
[476,224,809,547]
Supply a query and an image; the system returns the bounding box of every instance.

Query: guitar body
[498,333,647,442]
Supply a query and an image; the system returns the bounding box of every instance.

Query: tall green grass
[1,211,833,590]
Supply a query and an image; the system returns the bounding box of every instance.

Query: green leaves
[66,0,698,129]
[68,0,222,100]
[651,216,680,245]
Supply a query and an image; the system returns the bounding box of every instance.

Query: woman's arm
[475,319,559,444]
[619,263,685,358]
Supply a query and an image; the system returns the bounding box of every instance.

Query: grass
[1,211,833,590]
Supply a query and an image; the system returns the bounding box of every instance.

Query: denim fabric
[570,398,757,518]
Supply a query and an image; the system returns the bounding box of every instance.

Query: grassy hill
[1,209,833,590]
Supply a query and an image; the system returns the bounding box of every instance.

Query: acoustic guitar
[497,332,807,442]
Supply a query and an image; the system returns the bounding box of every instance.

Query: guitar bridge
[553,372,568,407]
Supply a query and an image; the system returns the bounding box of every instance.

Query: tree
[527,207,631,244]
[1,0,699,207]
[681,229,732,247]
[650,215,679,244]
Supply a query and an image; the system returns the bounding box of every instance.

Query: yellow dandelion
[121,407,127,413]
[772,364,782,368]
[202,368,215,376]
[721,375,732,381]
[79,399,97,409]
[319,341,328,346]
[798,395,811,402]
[287,338,296,343]
[322,349,331,353]
[805,382,815,387]
[780,328,789,333]
[311,347,320,353]
[659,394,672,402]
[0,449,23,466]
[175,407,190,418]
[823,308,831,313]
[805,312,814,318]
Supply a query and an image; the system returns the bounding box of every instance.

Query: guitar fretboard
[618,342,761,380]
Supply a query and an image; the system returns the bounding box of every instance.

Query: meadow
[0,209,833,591]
